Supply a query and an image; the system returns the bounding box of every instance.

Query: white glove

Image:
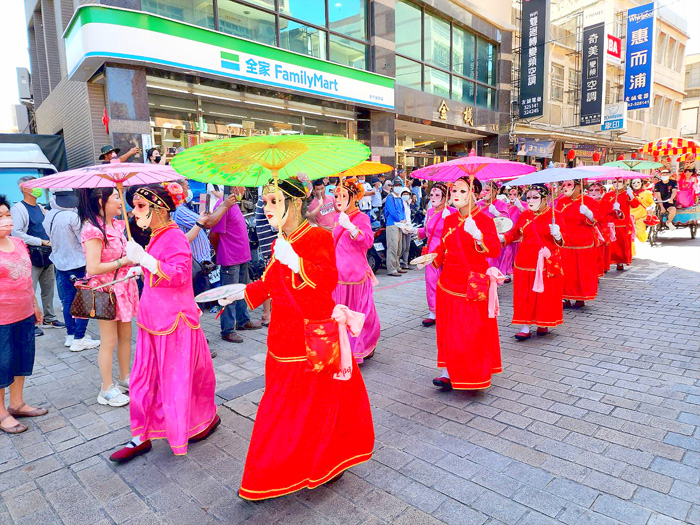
[126,240,145,264]
[274,237,300,274]
[513,199,525,212]
[218,290,245,306]
[498,233,505,243]
[613,202,621,211]
[497,194,509,203]
[337,212,359,236]
[416,263,426,270]
[441,207,451,219]
[646,206,655,213]
[126,240,158,274]
[549,223,562,241]
[463,216,483,241]
[580,205,594,221]
[626,187,634,199]
[488,204,501,217]
[125,266,142,279]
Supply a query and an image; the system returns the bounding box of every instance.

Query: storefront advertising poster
[516,138,555,158]
[623,3,655,110]
[519,0,549,119]
[580,6,606,126]
[602,102,627,132]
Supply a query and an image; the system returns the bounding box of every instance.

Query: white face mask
[631,179,642,190]
[402,194,410,202]
[661,175,670,182]
[186,189,193,203]
[393,186,403,196]
[526,195,542,211]
[0,217,13,235]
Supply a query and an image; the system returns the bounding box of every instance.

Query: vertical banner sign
[580,7,606,126]
[519,0,548,118]
[624,3,655,110]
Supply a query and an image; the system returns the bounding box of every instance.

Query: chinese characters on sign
[624,3,654,110]
[580,7,606,126]
[438,100,449,120]
[519,0,548,118]
[463,106,474,126]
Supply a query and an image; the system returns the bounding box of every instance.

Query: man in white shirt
[358,176,374,214]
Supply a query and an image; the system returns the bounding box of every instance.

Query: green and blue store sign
[64,6,394,110]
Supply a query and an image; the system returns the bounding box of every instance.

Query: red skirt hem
[238,450,373,501]
[512,319,564,327]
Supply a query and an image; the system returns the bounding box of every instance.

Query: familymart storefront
[63,5,395,162]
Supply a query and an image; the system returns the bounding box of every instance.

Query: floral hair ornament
[527,183,549,198]
[165,182,186,207]
[339,177,365,201]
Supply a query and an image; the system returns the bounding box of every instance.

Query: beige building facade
[512,0,688,165]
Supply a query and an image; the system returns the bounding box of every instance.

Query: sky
[0,0,699,131]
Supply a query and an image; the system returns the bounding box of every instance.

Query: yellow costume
[631,189,654,250]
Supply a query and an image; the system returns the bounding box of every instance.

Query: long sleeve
[349,212,374,251]
[147,232,191,288]
[245,278,270,310]
[295,233,338,294]
[476,215,502,259]
[504,212,526,245]
[10,204,42,246]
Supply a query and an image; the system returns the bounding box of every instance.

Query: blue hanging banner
[623,3,655,110]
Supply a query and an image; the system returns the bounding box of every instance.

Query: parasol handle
[116,182,132,241]
[580,179,584,204]
[468,175,474,215]
[272,169,282,239]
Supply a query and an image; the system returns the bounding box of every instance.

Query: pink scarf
[331,304,365,381]
[608,223,616,242]
[485,267,506,318]
[532,246,551,294]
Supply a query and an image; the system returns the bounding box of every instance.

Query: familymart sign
[64,5,394,110]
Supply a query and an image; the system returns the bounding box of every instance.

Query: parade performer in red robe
[587,181,611,276]
[501,184,564,340]
[425,177,503,391]
[601,178,640,271]
[555,180,599,309]
[109,183,218,464]
[220,177,374,501]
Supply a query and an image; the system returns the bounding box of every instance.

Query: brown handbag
[70,269,119,321]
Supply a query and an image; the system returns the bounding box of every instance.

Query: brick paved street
[1,230,699,525]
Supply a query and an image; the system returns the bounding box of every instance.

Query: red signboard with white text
[607,34,622,62]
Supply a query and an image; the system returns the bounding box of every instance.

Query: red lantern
[653,154,659,162]
[592,152,601,163]
[617,154,625,161]
[631,152,638,159]
[567,149,576,161]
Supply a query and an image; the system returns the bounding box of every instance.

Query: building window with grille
[566,68,578,105]
[551,64,564,102]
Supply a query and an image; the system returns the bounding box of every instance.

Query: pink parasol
[576,166,639,180]
[411,149,536,182]
[21,160,180,239]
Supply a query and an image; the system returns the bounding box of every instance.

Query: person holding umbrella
[477,181,518,281]
[601,178,640,271]
[332,177,381,363]
[425,177,503,391]
[500,184,564,340]
[108,183,218,464]
[219,176,374,500]
[586,181,612,276]
[554,180,600,308]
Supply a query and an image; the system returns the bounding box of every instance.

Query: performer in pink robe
[477,182,519,279]
[110,183,218,464]
[332,178,380,363]
[414,183,453,327]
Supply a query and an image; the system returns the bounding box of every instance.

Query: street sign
[624,3,655,110]
[580,6,607,126]
[602,102,628,131]
[519,0,549,119]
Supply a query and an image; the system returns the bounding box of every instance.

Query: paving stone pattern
[1,233,699,524]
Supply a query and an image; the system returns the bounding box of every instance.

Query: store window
[424,11,451,70]
[218,1,276,45]
[329,34,367,69]
[452,26,475,78]
[396,57,422,91]
[395,2,497,111]
[567,68,578,104]
[142,0,215,29]
[287,0,326,27]
[329,0,367,41]
[395,0,422,60]
[280,19,327,59]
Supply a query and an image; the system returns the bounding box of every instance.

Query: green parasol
[170,134,370,236]
[603,160,662,171]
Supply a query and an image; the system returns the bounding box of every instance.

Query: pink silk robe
[417,206,454,313]
[332,210,380,362]
[477,199,519,275]
[130,223,217,455]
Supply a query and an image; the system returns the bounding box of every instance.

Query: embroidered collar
[286,220,312,243]
[149,222,178,243]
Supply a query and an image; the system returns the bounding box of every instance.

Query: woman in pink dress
[413,183,453,327]
[676,168,699,208]
[78,188,139,408]
[109,183,218,464]
[332,178,380,362]
[477,182,518,280]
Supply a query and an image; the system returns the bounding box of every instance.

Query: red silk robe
[239,220,374,501]
[504,208,564,327]
[593,197,612,276]
[432,209,502,390]
[554,195,600,301]
[601,191,639,266]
